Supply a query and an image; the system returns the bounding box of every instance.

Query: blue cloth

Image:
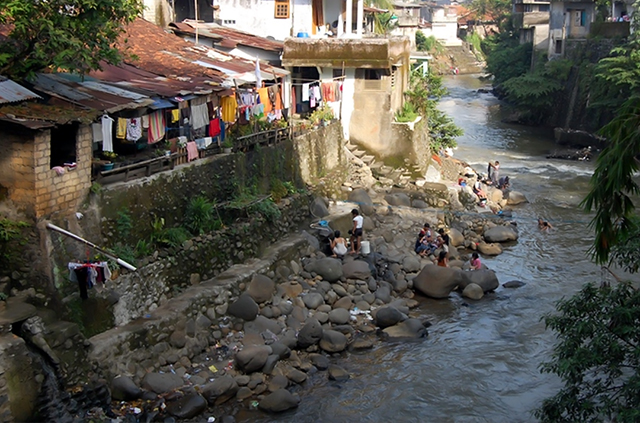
[220,120,226,142]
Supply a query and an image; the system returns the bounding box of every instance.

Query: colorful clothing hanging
[126,118,142,141]
[116,118,127,139]
[258,87,272,113]
[220,96,238,123]
[148,110,165,144]
[186,141,199,162]
[101,115,114,152]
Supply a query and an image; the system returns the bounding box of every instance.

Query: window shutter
[275,0,290,19]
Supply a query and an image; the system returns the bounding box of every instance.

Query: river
[237,75,611,423]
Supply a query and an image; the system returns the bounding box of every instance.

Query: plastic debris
[250,400,259,409]
[208,417,216,422]
[133,407,142,414]
[209,365,217,373]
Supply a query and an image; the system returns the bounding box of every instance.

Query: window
[524,5,533,12]
[573,10,586,27]
[275,0,290,19]
[50,124,78,168]
[539,4,549,12]
[223,19,236,24]
[555,39,562,54]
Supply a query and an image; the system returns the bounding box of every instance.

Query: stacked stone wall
[0,130,37,216]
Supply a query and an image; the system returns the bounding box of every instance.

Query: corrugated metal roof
[169,21,284,53]
[0,77,41,104]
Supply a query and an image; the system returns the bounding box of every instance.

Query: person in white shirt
[350,209,364,254]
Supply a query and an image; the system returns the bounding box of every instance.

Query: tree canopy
[0,0,143,78]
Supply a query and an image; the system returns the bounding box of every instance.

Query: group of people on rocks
[412,223,483,270]
[329,209,364,257]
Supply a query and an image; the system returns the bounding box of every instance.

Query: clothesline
[290,75,347,84]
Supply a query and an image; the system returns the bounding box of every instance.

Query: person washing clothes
[488,161,500,186]
[349,209,364,254]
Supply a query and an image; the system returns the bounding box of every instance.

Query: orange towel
[258,87,272,113]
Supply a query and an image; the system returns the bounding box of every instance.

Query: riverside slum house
[0,18,291,220]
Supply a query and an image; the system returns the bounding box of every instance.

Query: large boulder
[412,265,469,299]
[342,260,371,280]
[462,283,484,300]
[142,372,184,394]
[506,191,528,205]
[297,319,323,348]
[259,389,300,413]
[488,188,503,203]
[235,346,272,373]
[382,318,427,338]
[477,242,503,256]
[375,306,404,328]
[448,228,465,247]
[402,256,421,273]
[166,394,207,419]
[483,226,518,243]
[310,197,330,218]
[319,330,348,353]
[305,258,343,282]
[228,294,259,321]
[111,376,142,401]
[460,269,500,292]
[247,274,276,304]
[385,193,411,207]
[201,375,238,405]
[348,189,375,215]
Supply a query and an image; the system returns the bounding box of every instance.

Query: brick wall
[0,129,37,216]
[33,125,92,218]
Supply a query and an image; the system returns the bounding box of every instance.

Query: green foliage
[90,182,102,195]
[403,70,462,150]
[466,33,484,59]
[501,74,564,124]
[536,282,640,423]
[374,11,398,35]
[581,97,640,265]
[309,105,334,125]
[185,196,217,235]
[395,102,419,123]
[608,216,640,274]
[250,199,282,223]
[0,0,144,78]
[0,218,28,270]
[416,33,444,54]
[110,243,136,266]
[270,179,288,203]
[468,0,512,29]
[483,34,532,84]
[282,181,297,195]
[134,239,153,258]
[0,292,7,301]
[116,209,132,241]
[162,227,191,248]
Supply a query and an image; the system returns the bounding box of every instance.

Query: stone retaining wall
[89,234,311,381]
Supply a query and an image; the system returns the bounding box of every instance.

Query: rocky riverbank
[95,157,530,422]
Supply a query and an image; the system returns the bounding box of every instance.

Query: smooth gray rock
[319,330,348,353]
[460,269,500,292]
[268,375,289,392]
[375,285,392,303]
[228,294,259,321]
[411,199,428,209]
[382,318,427,338]
[328,365,350,381]
[235,346,272,373]
[503,280,526,288]
[262,354,280,375]
[166,393,207,419]
[385,193,411,207]
[308,353,329,370]
[342,260,372,280]
[310,197,330,218]
[247,274,276,304]
[333,296,353,310]
[348,189,374,215]
[201,375,239,405]
[506,190,528,205]
[375,306,404,328]
[286,368,308,384]
[477,242,503,256]
[448,227,465,247]
[301,230,320,251]
[259,389,300,412]
[297,319,323,348]
[413,265,468,299]
[305,258,344,282]
[111,376,142,401]
[328,308,350,325]
[462,283,484,300]
[402,256,421,273]
[269,342,291,359]
[483,226,518,243]
[302,292,324,309]
[141,372,183,394]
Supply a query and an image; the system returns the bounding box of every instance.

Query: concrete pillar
[356,0,364,36]
[345,0,353,34]
[338,14,344,37]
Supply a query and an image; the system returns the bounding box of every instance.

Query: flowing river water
[237,75,612,423]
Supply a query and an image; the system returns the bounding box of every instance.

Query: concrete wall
[390,117,431,173]
[349,78,394,154]
[216,0,313,40]
[142,0,173,27]
[293,121,346,184]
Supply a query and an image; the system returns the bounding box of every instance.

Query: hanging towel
[220,95,238,122]
[92,122,103,143]
[291,86,296,115]
[258,87,272,113]
[302,83,310,101]
[252,103,264,117]
[171,109,180,123]
[190,99,209,130]
[142,115,150,129]
[148,110,165,144]
[101,115,114,152]
[209,118,221,137]
[220,119,226,142]
[186,141,199,162]
[126,118,142,141]
[116,118,127,139]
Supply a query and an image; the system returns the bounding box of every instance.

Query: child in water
[470,252,482,270]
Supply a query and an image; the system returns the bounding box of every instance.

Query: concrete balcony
[282,37,411,68]
[514,11,550,27]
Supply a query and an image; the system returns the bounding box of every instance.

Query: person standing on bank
[488,161,500,186]
[350,209,364,254]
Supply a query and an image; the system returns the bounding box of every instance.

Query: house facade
[421,4,462,46]
[391,2,423,49]
[513,0,550,51]
[548,0,595,57]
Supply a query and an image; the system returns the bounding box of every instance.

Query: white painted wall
[217,0,313,41]
[341,68,355,140]
[143,0,173,26]
[323,0,343,32]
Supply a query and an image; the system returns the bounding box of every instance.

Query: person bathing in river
[470,252,482,270]
[538,218,553,232]
[330,230,348,257]
[437,250,449,267]
[488,161,500,186]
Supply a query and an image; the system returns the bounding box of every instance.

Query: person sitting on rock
[330,230,348,258]
[473,181,488,206]
[437,250,449,267]
[470,252,482,270]
[498,176,510,190]
[416,234,437,257]
[538,218,553,232]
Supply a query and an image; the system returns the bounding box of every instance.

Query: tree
[0,0,143,78]
[468,0,512,33]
